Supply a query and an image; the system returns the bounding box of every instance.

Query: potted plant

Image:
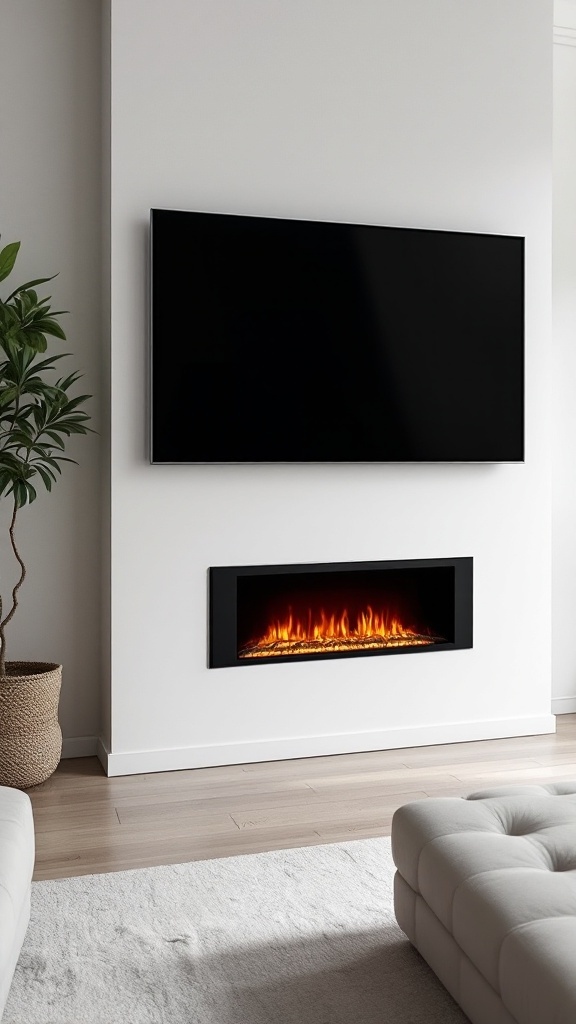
[0,241,92,789]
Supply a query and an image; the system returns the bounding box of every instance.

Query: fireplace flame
[239,605,443,658]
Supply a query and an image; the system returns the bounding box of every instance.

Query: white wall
[104,0,554,775]
[0,1,102,753]
[552,0,576,711]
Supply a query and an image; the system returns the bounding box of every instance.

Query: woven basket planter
[0,662,62,789]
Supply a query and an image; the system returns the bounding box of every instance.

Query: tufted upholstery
[0,787,34,1021]
[392,783,576,1024]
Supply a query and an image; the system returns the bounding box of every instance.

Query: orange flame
[239,605,441,658]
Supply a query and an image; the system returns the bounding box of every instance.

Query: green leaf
[24,480,37,503]
[60,394,92,414]
[8,433,33,448]
[56,371,81,391]
[0,387,18,407]
[22,329,48,349]
[31,304,51,321]
[48,420,92,436]
[19,291,34,314]
[0,242,20,283]
[31,406,45,430]
[5,274,56,302]
[0,246,91,496]
[24,353,68,376]
[40,456,63,473]
[34,466,53,492]
[0,450,25,468]
[52,455,77,466]
[38,464,57,482]
[13,479,27,508]
[41,430,65,449]
[15,330,46,353]
[32,318,66,341]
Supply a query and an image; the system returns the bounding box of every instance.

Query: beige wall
[0,1,102,751]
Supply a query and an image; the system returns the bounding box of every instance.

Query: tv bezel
[149,208,525,466]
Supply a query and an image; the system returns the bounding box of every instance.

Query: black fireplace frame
[209,556,473,668]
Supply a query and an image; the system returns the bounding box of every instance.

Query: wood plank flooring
[27,715,576,880]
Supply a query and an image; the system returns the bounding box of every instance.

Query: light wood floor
[27,715,576,881]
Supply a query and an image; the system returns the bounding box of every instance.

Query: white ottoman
[392,783,576,1024]
[0,787,34,1021]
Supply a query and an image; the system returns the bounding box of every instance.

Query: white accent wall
[552,0,576,712]
[103,0,554,775]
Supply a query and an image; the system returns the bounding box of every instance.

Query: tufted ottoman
[0,787,34,1021]
[392,783,576,1024]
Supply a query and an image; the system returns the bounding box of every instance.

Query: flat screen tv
[150,209,524,464]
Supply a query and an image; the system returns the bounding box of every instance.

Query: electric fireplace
[209,557,472,668]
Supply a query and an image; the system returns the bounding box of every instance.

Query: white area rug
[4,837,468,1024]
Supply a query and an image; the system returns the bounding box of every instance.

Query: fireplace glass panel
[236,567,454,660]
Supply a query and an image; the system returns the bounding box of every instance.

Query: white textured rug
[4,837,468,1024]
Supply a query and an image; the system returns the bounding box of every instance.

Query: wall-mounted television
[150,209,524,464]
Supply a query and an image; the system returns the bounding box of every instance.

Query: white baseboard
[102,714,556,778]
[96,736,110,774]
[61,735,98,758]
[552,696,576,715]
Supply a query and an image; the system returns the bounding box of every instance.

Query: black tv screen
[150,209,524,463]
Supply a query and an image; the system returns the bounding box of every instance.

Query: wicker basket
[0,662,62,788]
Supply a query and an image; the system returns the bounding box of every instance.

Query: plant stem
[0,500,26,677]
[0,374,20,675]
